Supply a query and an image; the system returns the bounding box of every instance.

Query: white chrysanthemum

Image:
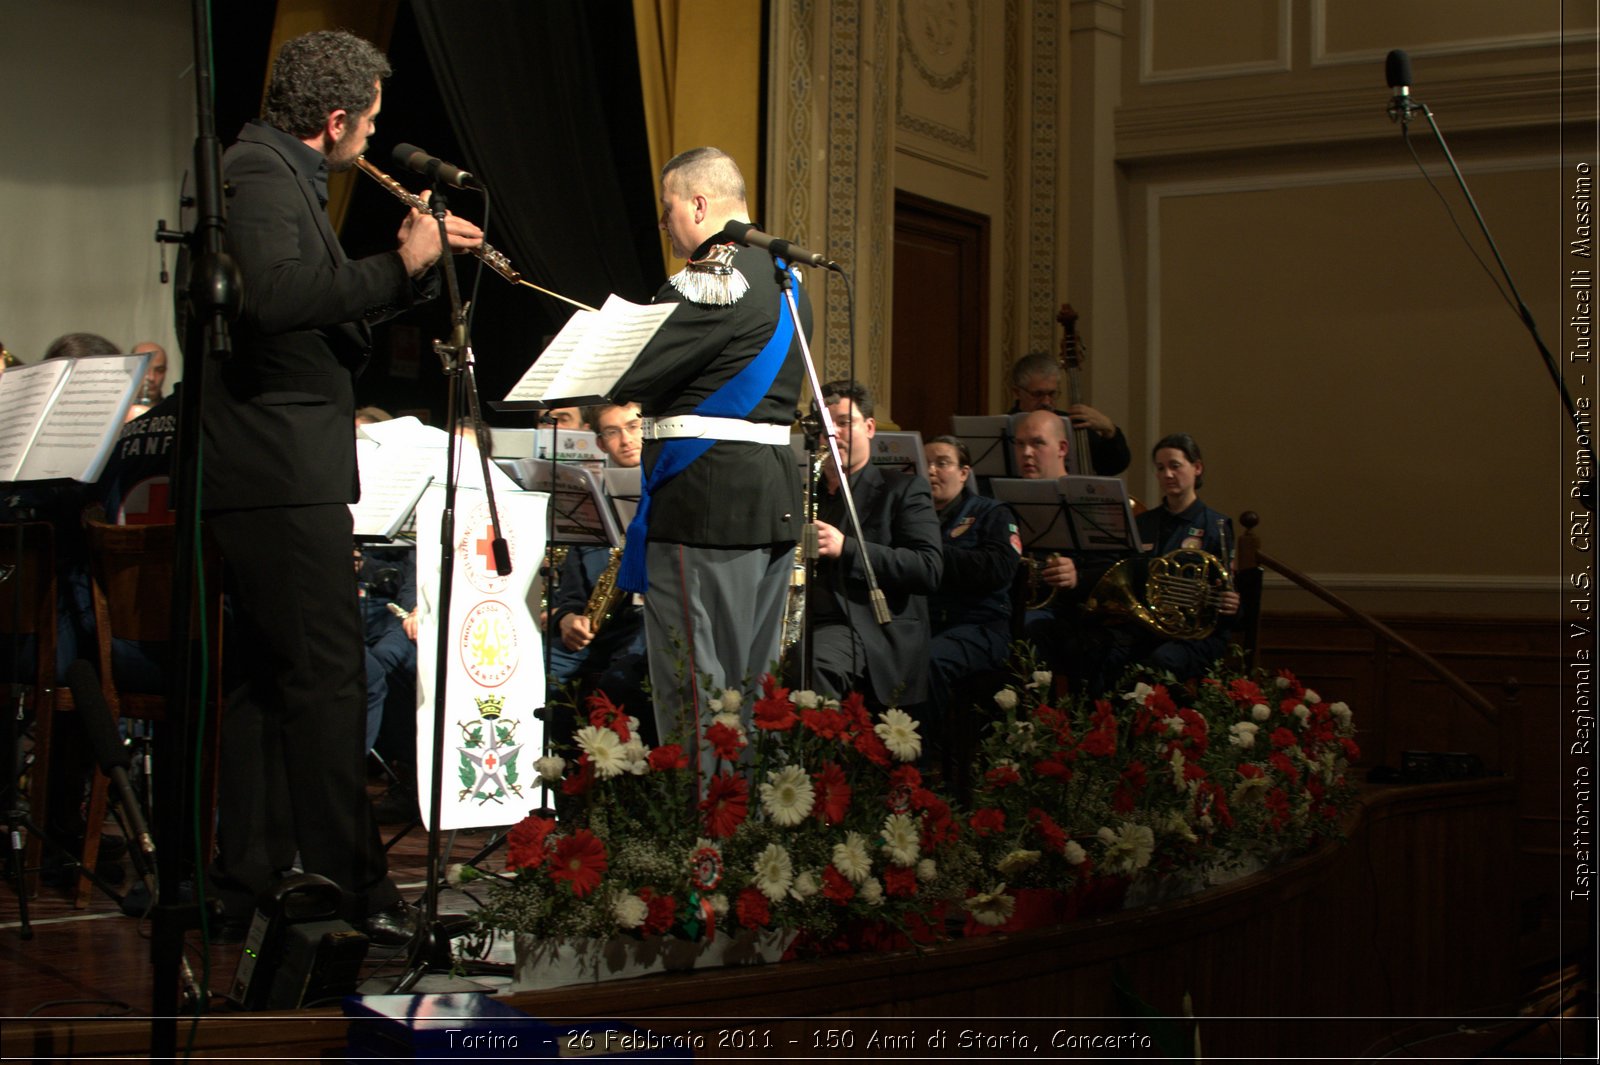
[1096,822,1156,875]
[916,858,938,882]
[708,893,730,917]
[1168,747,1188,788]
[613,893,648,929]
[832,831,873,883]
[859,877,885,906]
[997,849,1040,877]
[621,737,650,775]
[1330,701,1352,726]
[993,688,1018,711]
[533,754,567,784]
[875,708,923,762]
[1162,812,1198,844]
[575,725,627,778]
[1030,670,1053,691]
[1304,689,1321,705]
[1008,721,1039,755]
[1123,681,1154,703]
[707,688,742,714]
[881,813,920,866]
[1063,840,1087,866]
[1199,812,1215,831]
[1232,774,1269,806]
[1163,715,1185,736]
[1228,721,1259,749]
[963,886,1015,927]
[1275,675,1292,689]
[753,843,795,902]
[1250,703,1272,722]
[760,765,815,827]
[1292,704,1311,724]
[790,870,820,899]
[793,689,821,710]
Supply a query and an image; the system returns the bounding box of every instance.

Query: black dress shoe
[363,902,418,947]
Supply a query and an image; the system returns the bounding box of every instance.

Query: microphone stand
[1394,92,1592,510]
[777,261,893,632]
[391,179,511,992]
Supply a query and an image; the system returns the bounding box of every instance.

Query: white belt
[643,414,791,445]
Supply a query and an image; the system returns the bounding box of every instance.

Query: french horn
[1084,548,1230,641]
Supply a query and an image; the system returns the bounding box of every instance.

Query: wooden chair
[0,520,74,899]
[76,509,224,908]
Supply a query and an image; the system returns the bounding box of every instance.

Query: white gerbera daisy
[874,708,923,762]
[832,831,873,883]
[760,765,815,827]
[753,843,795,902]
[575,725,627,779]
[881,813,920,866]
[997,849,1040,877]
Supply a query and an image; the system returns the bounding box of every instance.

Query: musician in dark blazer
[200,30,480,941]
[611,147,810,763]
[809,380,943,709]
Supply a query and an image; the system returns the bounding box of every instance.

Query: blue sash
[617,262,800,593]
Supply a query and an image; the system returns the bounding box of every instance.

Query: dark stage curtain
[406,0,666,407]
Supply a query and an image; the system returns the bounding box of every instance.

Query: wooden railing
[1234,511,1500,725]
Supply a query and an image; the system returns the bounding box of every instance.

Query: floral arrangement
[473,659,1360,957]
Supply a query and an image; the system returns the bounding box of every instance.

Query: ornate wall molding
[895,0,980,157]
[1027,0,1060,356]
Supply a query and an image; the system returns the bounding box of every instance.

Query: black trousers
[207,504,396,919]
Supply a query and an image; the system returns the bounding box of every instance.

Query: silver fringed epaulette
[668,243,749,306]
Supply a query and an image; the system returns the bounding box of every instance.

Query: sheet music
[988,477,1075,553]
[352,442,437,539]
[503,295,678,406]
[1059,475,1140,553]
[601,466,642,529]
[497,458,617,545]
[0,360,71,481]
[6,355,145,483]
[950,414,1012,479]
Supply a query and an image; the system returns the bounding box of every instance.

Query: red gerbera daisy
[811,761,851,824]
[821,864,856,905]
[548,829,608,897]
[586,689,631,740]
[699,772,750,838]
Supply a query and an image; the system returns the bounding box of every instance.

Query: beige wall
[767,0,1596,616]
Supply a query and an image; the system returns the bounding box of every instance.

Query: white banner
[413,478,548,831]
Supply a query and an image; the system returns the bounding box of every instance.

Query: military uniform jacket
[815,463,944,706]
[1135,497,1235,639]
[612,234,812,548]
[202,121,434,511]
[930,491,1019,634]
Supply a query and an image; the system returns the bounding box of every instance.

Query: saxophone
[585,545,626,633]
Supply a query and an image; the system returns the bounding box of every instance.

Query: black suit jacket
[202,121,432,511]
[815,463,944,705]
[613,237,812,548]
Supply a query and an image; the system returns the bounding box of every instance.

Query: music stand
[949,414,1012,479]
[988,478,1076,555]
[870,430,927,481]
[1059,476,1141,554]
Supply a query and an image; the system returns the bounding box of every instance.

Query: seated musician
[809,380,943,711]
[1099,432,1240,681]
[547,401,651,744]
[924,435,1021,726]
[1007,351,1131,476]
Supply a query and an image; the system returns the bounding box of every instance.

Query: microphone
[392,143,482,191]
[67,659,158,899]
[723,219,839,271]
[1385,49,1418,123]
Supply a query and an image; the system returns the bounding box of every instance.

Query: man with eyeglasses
[547,402,651,744]
[1007,352,1130,476]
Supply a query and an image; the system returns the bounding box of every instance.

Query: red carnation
[505,814,556,871]
[735,887,771,928]
[1029,808,1067,853]
[1143,684,1177,717]
[883,865,918,898]
[821,865,856,905]
[968,807,1007,837]
[699,772,749,838]
[548,829,608,898]
[852,727,892,768]
[637,886,678,935]
[561,756,595,796]
[801,705,848,739]
[648,743,689,772]
[1227,678,1264,707]
[1270,727,1298,749]
[752,674,798,731]
[705,721,746,761]
[984,765,1022,789]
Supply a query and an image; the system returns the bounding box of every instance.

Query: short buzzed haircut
[1012,407,1067,443]
[263,30,391,139]
[661,146,747,204]
[1010,352,1062,389]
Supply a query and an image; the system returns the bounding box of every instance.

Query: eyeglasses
[927,457,965,470]
[1019,387,1058,401]
[597,420,643,443]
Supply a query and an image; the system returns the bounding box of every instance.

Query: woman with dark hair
[1112,432,1239,679]
[924,435,1021,724]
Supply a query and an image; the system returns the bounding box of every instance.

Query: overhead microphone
[392,143,482,190]
[1385,49,1418,124]
[723,219,840,271]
